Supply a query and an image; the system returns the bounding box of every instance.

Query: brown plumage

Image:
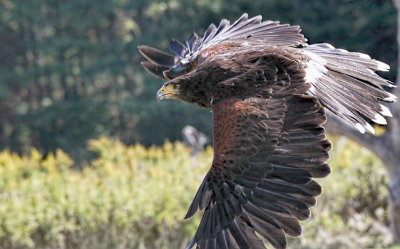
[139,13,397,249]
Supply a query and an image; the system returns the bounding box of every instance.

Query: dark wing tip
[138,45,176,67]
[187,32,201,52]
[169,39,187,58]
[140,61,169,79]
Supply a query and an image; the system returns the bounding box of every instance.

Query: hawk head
[138,34,205,104]
[138,13,307,107]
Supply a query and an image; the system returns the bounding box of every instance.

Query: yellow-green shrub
[294,136,390,249]
[0,138,211,249]
[0,136,391,249]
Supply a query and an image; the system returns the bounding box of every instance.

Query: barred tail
[302,43,397,134]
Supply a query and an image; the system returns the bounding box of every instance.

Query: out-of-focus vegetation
[0,0,396,162]
[0,138,210,249]
[0,136,396,249]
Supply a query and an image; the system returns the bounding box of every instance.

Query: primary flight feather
[138,13,397,249]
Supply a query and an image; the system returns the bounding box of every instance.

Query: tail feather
[302,43,397,134]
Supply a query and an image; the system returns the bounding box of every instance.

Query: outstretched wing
[185,54,331,249]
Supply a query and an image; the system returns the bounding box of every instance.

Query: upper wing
[138,13,307,80]
[185,55,331,249]
[185,13,307,56]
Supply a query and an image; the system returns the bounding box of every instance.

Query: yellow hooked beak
[156,83,180,102]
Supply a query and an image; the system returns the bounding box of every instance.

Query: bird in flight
[138,13,397,249]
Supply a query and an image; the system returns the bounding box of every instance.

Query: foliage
[0,0,396,160]
[0,138,211,249]
[0,137,393,249]
[292,136,391,249]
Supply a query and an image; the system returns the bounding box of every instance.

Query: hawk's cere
[139,13,397,249]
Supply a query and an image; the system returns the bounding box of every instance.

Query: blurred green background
[0,0,398,248]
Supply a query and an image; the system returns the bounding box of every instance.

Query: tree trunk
[387,160,400,242]
[385,84,400,241]
[324,0,400,241]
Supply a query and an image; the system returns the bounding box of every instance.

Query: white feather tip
[372,113,387,125]
[380,104,393,117]
[384,93,398,102]
[376,61,390,71]
[355,123,366,134]
[365,123,375,134]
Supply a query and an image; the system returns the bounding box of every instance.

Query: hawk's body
[139,14,397,249]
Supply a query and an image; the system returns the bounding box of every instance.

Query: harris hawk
[138,13,397,249]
